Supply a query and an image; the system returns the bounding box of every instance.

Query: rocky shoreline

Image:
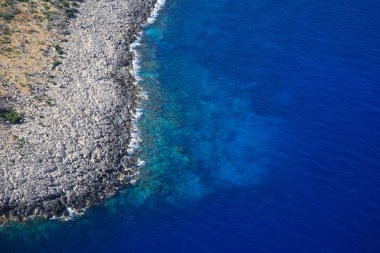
[0,0,157,223]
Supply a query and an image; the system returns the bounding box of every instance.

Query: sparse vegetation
[0,0,81,100]
[15,136,27,149]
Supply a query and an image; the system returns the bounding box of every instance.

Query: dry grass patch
[0,0,66,95]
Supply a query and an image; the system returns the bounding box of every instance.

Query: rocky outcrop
[0,0,157,223]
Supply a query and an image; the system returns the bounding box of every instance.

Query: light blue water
[1,0,380,252]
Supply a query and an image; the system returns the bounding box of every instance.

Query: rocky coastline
[0,0,158,223]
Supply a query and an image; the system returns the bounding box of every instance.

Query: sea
[1,0,380,252]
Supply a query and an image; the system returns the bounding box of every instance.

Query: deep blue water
[1,0,380,252]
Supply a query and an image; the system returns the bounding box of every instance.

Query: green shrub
[52,60,61,70]
[45,98,53,106]
[64,8,77,18]
[0,12,15,21]
[54,45,64,55]
[0,109,23,124]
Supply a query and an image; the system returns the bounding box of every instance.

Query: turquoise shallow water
[1,0,380,252]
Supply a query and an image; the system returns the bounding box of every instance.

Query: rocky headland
[0,0,158,223]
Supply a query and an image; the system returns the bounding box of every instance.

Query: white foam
[144,0,166,26]
[128,37,144,157]
[46,207,86,222]
[67,207,76,217]
[126,0,165,160]
[137,158,146,167]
